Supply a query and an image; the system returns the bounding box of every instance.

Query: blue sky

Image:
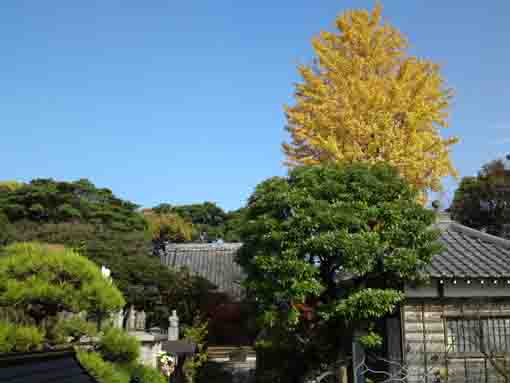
[1,1,509,211]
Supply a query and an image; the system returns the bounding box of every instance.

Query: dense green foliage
[0,179,145,230]
[53,317,97,343]
[153,202,244,242]
[0,212,11,246]
[450,155,510,238]
[125,363,167,383]
[77,351,130,383]
[237,164,441,381]
[0,179,215,328]
[99,327,141,364]
[0,243,125,330]
[0,181,23,193]
[144,210,194,243]
[78,350,168,383]
[0,233,165,383]
[0,321,45,353]
[182,318,209,383]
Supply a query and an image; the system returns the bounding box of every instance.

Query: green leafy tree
[182,317,209,383]
[0,242,125,332]
[0,178,146,230]
[0,239,165,383]
[222,208,247,242]
[143,209,194,255]
[0,212,11,246]
[450,155,510,238]
[154,202,227,241]
[237,164,441,380]
[144,210,194,243]
[0,181,24,193]
[0,179,213,328]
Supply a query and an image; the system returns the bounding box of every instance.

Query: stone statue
[114,309,124,329]
[127,305,136,331]
[135,310,146,330]
[168,310,179,341]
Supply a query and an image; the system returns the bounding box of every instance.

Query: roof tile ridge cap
[450,222,510,249]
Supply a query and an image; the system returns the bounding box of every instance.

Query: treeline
[150,202,245,243]
[0,178,242,329]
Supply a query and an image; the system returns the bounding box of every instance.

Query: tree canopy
[0,179,213,328]
[0,178,146,231]
[283,4,458,195]
[450,155,510,238]
[144,210,194,243]
[152,202,243,242]
[0,241,168,382]
[237,163,441,380]
[0,242,125,326]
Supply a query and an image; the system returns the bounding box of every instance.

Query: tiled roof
[160,243,244,300]
[429,218,510,278]
[159,219,510,291]
[0,349,97,383]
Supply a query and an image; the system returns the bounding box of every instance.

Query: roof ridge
[165,242,243,249]
[449,222,510,249]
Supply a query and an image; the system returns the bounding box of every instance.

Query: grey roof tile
[160,243,244,300]
[429,220,510,278]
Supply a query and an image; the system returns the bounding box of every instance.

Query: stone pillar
[168,310,179,341]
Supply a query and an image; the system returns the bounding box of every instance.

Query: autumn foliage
[283,4,458,195]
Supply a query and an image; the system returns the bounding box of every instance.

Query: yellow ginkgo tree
[283,4,458,196]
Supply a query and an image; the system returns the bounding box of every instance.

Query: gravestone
[168,310,179,341]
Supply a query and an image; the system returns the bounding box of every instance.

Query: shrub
[99,328,140,363]
[0,321,13,353]
[77,351,129,383]
[0,242,125,328]
[125,363,167,383]
[13,325,45,352]
[52,316,97,343]
[0,321,45,352]
[182,318,209,383]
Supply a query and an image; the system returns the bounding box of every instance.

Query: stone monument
[168,310,179,341]
[127,305,136,331]
[135,310,146,330]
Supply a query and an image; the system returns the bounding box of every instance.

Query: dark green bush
[77,351,129,383]
[99,328,140,363]
[124,363,167,383]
